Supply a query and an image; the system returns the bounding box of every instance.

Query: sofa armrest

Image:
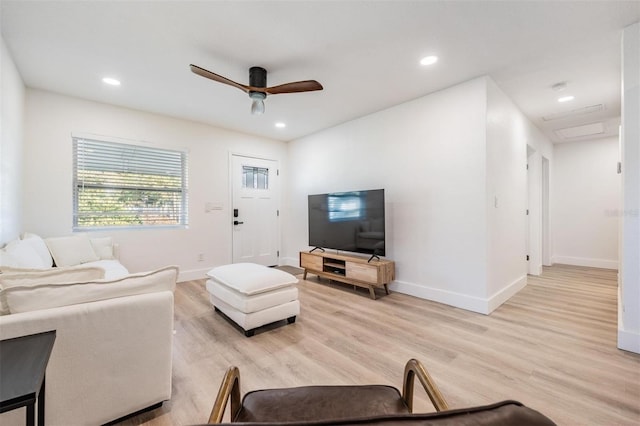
[0,291,174,425]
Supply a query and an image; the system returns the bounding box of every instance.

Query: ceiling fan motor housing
[249,66,267,89]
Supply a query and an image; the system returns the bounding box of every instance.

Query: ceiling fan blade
[264,80,323,95]
[190,64,250,93]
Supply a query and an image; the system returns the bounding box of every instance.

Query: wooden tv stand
[299,250,395,299]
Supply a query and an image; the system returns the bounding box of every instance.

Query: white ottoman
[206,263,299,337]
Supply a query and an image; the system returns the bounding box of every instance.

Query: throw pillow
[0,239,48,270]
[90,237,115,260]
[45,235,100,267]
[21,233,54,268]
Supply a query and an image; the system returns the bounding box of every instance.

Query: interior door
[231,155,279,266]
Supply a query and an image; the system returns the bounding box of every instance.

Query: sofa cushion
[90,237,116,260]
[0,266,106,315]
[21,233,54,268]
[1,265,178,314]
[206,263,298,296]
[45,235,100,267]
[0,239,49,270]
[84,259,129,280]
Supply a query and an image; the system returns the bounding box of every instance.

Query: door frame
[228,151,281,265]
[526,147,551,275]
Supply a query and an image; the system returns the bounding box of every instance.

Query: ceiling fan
[190,64,323,115]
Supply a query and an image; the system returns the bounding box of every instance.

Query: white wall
[0,36,25,245]
[619,22,640,354]
[285,76,554,314]
[485,78,553,309]
[552,137,620,269]
[23,89,287,280]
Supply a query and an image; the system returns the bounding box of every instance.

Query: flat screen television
[308,189,385,258]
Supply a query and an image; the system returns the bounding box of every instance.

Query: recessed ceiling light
[419,55,438,66]
[275,122,286,128]
[102,77,121,86]
[558,95,574,103]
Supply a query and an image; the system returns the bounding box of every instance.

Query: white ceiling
[2,1,638,143]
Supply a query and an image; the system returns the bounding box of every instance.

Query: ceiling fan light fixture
[190,64,322,115]
[249,91,266,115]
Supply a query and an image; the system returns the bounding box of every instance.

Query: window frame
[72,137,189,231]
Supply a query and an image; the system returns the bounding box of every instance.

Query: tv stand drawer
[346,262,377,282]
[300,252,323,271]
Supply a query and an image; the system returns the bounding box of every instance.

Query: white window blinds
[73,137,188,229]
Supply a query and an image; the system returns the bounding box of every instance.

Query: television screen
[308,189,385,256]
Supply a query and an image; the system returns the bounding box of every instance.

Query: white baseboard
[390,275,527,315]
[487,275,528,313]
[280,256,299,267]
[177,267,211,283]
[618,329,640,354]
[390,280,489,314]
[552,255,618,270]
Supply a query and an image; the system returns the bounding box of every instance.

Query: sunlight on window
[73,137,188,229]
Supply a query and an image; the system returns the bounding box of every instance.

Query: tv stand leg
[384,284,390,295]
[368,287,377,300]
[303,269,308,280]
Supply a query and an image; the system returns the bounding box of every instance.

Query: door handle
[233,220,244,225]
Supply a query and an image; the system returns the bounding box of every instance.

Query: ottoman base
[211,295,300,337]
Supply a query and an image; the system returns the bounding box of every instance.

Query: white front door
[231,154,279,266]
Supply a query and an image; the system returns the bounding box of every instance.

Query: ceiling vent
[555,122,605,139]
[542,104,605,121]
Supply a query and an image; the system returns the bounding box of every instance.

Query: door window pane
[242,166,269,189]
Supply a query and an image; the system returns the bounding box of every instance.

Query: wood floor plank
[118,265,640,426]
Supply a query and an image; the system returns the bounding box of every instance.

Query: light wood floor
[120,265,640,425]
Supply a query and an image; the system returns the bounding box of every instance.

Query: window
[242,166,269,189]
[73,137,188,229]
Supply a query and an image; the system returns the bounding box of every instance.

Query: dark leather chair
[203,359,556,425]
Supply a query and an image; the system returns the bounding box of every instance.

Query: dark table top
[0,330,56,411]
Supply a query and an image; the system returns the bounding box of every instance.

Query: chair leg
[402,359,449,412]
[208,366,241,423]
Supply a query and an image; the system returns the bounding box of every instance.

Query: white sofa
[0,233,177,425]
[0,232,129,279]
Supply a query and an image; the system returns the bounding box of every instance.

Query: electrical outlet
[198,253,204,262]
